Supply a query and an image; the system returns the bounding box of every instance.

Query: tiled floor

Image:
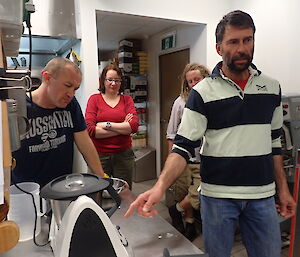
[132,179,290,257]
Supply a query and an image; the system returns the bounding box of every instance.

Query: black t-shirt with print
[12,96,86,187]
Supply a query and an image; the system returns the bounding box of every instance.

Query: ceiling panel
[19,35,80,55]
[98,23,138,41]
[96,11,196,51]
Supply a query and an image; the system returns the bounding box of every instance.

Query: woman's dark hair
[99,63,124,93]
[215,10,256,44]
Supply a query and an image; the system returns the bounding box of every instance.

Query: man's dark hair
[215,10,256,44]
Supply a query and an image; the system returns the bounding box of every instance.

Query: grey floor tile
[155,202,168,213]
[132,179,157,195]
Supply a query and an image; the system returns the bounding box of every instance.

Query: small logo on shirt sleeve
[256,85,268,91]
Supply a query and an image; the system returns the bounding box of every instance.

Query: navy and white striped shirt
[172,62,282,199]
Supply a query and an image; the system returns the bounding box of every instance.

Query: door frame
[158,47,190,170]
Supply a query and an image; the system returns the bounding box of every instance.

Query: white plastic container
[8,182,46,241]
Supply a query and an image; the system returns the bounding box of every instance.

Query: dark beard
[227,53,253,73]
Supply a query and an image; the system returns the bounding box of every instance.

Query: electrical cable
[25,11,32,73]
[10,173,50,247]
[24,7,34,103]
[28,24,32,73]
[24,12,34,101]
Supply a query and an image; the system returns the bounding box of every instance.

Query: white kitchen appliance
[41,173,129,257]
[49,195,128,257]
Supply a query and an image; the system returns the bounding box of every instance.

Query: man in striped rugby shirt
[125,10,296,257]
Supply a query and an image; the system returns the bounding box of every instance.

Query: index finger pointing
[124,202,137,218]
[124,196,145,218]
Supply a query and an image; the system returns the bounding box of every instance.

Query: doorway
[159,49,189,167]
[94,11,206,174]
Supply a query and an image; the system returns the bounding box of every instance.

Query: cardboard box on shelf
[119,57,134,64]
[137,56,148,61]
[119,39,142,51]
[130,75,147,87]
[135,90,147,96]
[118,52,133,58]
[132,134,147,149]
[119,63,132,72]
[118,45,133,52]
[136,51,147,57]
[119,39,134,47]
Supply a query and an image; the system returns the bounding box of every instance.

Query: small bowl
[102,178,127,198]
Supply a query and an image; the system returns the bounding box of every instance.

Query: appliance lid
[40,173,110,200]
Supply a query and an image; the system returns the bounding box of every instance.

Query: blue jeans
[200,195,281,257]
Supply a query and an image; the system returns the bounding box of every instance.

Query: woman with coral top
[85,63,139,189]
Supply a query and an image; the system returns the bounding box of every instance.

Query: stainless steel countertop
[1,189,203,257]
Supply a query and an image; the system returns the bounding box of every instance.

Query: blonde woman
[166,63,210,241]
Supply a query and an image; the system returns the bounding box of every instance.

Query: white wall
[74,0,232,173]
[232,0,300,94]
[60,40,90,174]
[74,0,233,107]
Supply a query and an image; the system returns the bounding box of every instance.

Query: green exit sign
[161,31,176,50]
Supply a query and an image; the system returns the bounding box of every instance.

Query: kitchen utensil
[40,173,121,227]
[0,198,9,222]
[6,99,21,151]
[0,221,19,253]
[6,98,30,151]
[0,100,19,253]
